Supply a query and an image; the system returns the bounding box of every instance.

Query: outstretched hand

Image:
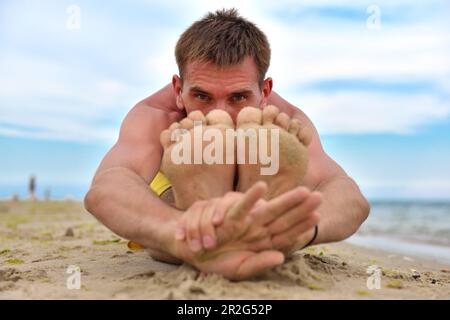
[173,182,285,280]
[176,181,321,254]
[173,181,321,279]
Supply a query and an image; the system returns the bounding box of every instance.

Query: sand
[0,200,449,299]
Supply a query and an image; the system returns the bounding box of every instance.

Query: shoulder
[119,89,185,143]
[268,91,345,187]
[136,83,185,117]
[268,91,314,129]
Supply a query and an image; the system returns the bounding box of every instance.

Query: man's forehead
[188,84,254,95]
[183,57,259,82]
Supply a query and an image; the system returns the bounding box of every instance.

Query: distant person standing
[28,175,36,200]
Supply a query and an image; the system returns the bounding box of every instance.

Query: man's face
[172,56,272,123]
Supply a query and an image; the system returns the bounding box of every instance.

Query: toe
[206,109,234,127]
[169,122,181,131]
[188,110,206,125]
[298,126,313,146]
[262,105,280,124]
[288,119,301,135]
[180,117,194,130]
[274,112,290,130]
[236,106,262,127]
[160,129,172,149]
[161,122,181,148]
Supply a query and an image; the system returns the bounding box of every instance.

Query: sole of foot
[160,109,236,209]
[236,105,312,200]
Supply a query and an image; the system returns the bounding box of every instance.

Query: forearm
[84,166,182,256]
[313,175,370,244]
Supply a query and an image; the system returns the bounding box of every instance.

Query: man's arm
[268,91,370,245]
[313,170,369,244]
[84,96,183,257]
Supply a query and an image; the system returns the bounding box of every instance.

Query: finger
[254,198,267,208]
[227,181,267,221]
[234,250,285,280]
[212,193,241,226]
[200,200,218,249]
[267,191,322,235]
[186,202,206,252]
[271,211,320,251]
[250,186,310,226]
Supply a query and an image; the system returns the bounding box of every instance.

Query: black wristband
[302,225,318,249]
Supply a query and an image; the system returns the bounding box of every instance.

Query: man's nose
[213,102,228,112]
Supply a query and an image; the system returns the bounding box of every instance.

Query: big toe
[188,110,206,125]
[236,106,262,127]
[206,109,234,127]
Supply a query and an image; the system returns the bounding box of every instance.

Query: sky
[0,0,449,200]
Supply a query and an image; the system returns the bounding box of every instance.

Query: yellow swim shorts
[149,171,172,196]
[127,171,171,250]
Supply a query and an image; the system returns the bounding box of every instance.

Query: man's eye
[231,95,246,102]
[195,94,210,102]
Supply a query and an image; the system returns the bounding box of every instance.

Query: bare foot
[160,110,236,210]
[236,105,312,199]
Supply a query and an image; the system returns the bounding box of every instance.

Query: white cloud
[290,92,450,134]
[0,122,117,143]
[0,53,134,143]
[0,0,449,143]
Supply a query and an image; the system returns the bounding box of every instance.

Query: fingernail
[203,235,216,249]
[174,228,185,240]
[190,239,202,252]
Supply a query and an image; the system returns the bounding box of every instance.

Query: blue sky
[1,0,449,200]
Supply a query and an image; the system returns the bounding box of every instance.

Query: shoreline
[346,234,450,266]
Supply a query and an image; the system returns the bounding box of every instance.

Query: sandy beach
[0,200,449,300]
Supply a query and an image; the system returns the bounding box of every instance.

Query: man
[84,9,369,280]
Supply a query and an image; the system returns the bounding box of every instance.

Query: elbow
[84,188,96,214]
[354,193,370,232]
[84,169,116,215]
[339,195,370,241]
[342,193,370,241]
[348,176,370,233]
[360,195,370,224]
[84,186,104,216]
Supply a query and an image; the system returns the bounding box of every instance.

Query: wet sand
[0,200,449,299]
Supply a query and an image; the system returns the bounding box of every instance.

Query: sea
[347,201,450,265]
